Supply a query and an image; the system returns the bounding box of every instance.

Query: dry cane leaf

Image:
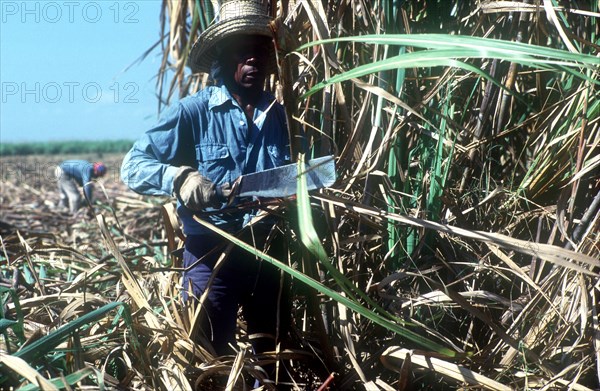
[381,347,513,391]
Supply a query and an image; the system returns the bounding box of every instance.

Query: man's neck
[226,84,263,122]
[227,84,262,108]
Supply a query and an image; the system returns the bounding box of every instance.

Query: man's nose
[245,53,262,66]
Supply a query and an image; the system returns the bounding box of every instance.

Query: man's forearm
[121,148,179,196]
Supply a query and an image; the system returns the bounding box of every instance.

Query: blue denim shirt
[121,85,290,235]
[59,160,95,200]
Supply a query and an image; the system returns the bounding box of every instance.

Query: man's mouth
[244,70,261,81]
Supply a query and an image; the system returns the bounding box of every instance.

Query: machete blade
[235,155,336,199]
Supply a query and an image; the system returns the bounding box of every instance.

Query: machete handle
[226,176,242,206]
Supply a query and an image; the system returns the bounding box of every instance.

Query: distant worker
[55,160,106,214]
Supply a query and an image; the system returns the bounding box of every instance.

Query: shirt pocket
[196,143,231,183]
[267,144,290,168]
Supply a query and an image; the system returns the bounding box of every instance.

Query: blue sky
[1,1,170,142]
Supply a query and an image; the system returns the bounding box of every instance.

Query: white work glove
[173,166,231,210]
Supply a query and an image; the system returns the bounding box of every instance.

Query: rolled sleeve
[121,146,181,196]
[121,103,195,196]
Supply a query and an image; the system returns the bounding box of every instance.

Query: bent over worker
[55,160,106,214]
[120,0,292,369]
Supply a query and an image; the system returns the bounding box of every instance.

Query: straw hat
[188,0,276,74]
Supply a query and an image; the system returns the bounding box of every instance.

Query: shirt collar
[208,84,234,110]
[207,84,275,112]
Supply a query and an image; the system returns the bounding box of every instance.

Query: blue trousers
[182,229,290,356]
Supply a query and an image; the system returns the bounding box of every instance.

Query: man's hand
[173,166,226,210]
[216,182,232,202]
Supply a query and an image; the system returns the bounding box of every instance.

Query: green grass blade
[0,286,25,344]
[303,48,596,100]
[13,302,133,362]
[300,34,599,100]
[0,318,17,333]
[302,51,514,99]
[299,34,600,65]
[294,157,418,323]
[17,367,105,391]
[192,210,456,356]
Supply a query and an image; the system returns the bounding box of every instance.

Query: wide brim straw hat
[188,0,276,74]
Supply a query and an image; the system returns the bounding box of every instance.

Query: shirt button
[239,120,245,126]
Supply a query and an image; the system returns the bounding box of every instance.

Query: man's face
[222,35,271,90]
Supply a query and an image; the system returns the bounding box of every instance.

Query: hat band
[219,0,268,20]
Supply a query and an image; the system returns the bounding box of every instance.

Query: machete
[227,155,336,202]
